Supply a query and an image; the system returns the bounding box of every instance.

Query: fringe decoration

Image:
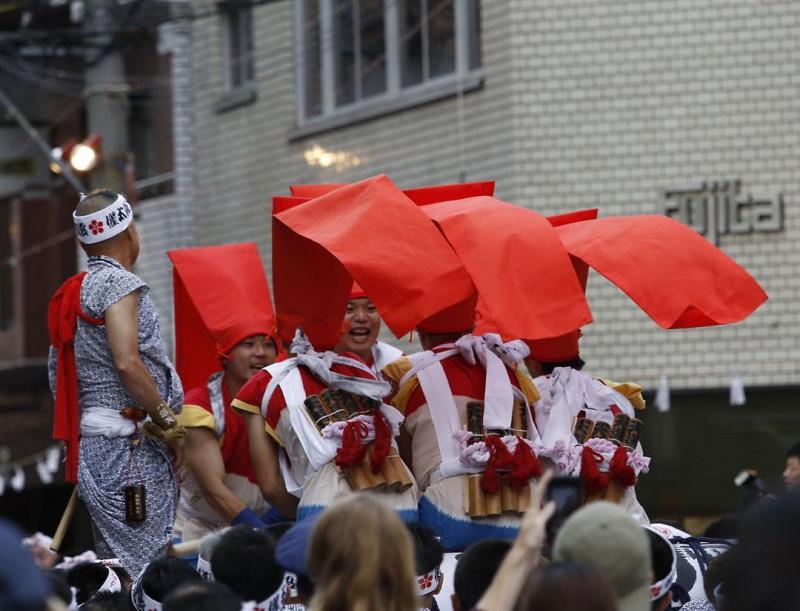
[507,438,543,488]
[370,410,392,473]
[609,444,637,487]
[581,445,610,496]
[481,435,514,494]
[335,420,369,468]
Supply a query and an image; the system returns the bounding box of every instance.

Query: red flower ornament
[88,219,104,235]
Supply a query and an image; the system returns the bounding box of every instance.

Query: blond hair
[308,495,418,611]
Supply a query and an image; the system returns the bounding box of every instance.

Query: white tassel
[36,459,54,485]
[730,373,746,406]
[655,375,671,413]
[10,466,25,491]
[46,446,61,473]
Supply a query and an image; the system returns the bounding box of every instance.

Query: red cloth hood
[168,243,278,391]
[555,214,768,328]
[524,330,581,362]
[287,180,495,205]
[349,281,368,301]
[272,175,475,348]
[523,208,599,359]
[416,196,593,341]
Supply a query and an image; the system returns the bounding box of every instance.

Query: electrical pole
[0,87,86,193]
[82,0,130,192]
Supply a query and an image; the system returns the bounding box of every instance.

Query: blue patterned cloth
[68,255,182,578]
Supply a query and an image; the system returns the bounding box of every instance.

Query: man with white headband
[47,189,185,579]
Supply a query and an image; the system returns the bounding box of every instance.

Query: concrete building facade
[135,0,800,517]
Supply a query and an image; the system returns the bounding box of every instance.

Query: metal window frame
[221,3,256,92]
[294,0,479,129]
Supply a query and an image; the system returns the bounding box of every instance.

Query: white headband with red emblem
[73,193,133,245]
[98,566,122,594]
[416,568,442,596]
[196,555,214,581]
[647,526,678,600]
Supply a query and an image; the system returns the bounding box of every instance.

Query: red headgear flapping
[555,214,768,329]
[407,190,593,341]
[168,243,280,392]
[271,175,476,349]
[525,329,582,363]
[523,208,599,359]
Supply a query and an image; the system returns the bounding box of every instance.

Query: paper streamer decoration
[36,460,54,484]
[0,445,62,496]
[46,446,61,473]
[10,466,25,491]
[655,375,671,413]
[730,373,746,406]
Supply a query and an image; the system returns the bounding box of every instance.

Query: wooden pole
[50,488,78,552]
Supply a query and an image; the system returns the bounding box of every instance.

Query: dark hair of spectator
[645,530,674,610]
[80,590,132,611]
[163,581,243,611]
[786,442,800,459]
[210,525,284,603]
[541,357,586,375]
[453,539,512,610]
[406,522,445,575]
[141,558,202,602]
[719,490,800,611]
[296,574,314,599]
[46,569,72,605]
[513,562,617,611]
[263,521,294,544]
[703,552,731,606]
[67,562,114,604]
[703,516,739,539]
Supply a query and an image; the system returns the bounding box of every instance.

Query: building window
[222,1,255,91]
[296,0,481,126]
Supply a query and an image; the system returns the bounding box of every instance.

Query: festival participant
[524,330,651,523]
[335,283,403,381]
[168,244,287,537]
[782,441,800,490]
[233,177,473,522]
[520,217,648,515]
[383,296,542,551]
[47,189,184,578]
[232,324,418,521]
[163,581,242,611]
[451,539,511,611]
[644,527,677,611]
[130,558,202,611]
[406,522,445,611]
[210,526,285,609]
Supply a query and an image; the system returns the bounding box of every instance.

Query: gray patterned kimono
[50,255,183,578]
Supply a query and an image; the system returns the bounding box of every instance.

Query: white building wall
[180,0,799,391]
[509,0,800,390]
[189,0,517,281]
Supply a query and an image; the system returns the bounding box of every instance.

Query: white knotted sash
[259,331,398,495]
[80,407,138,438]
